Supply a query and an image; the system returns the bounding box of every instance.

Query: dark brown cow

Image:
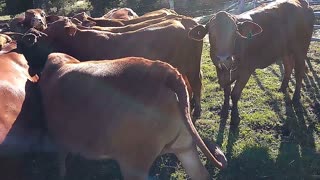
[0,42,43,180]
[103,8,139,20]
[18,17,203,118]
[189,0,314,120]
[39,52,226,179]
[9,9,47,33]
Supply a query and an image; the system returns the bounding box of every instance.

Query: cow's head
[17,18,74,72]
[25,9,47,31]
[188,11,262,87]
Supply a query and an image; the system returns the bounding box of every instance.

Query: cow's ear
[188,25,208,41]
[237,21,262,39]
[65,25,77,36]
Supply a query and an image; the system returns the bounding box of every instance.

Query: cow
[72,12,125,27]
[38,52,227,179]
[17,17,204,118]
[78,14,180,33]
[73,9,177,28]
[103,8,139,20]
[0,33,12,50]
[0,41,43,180]
[141,8,177,17]
[188,0,314,121]
[9,9,47,33]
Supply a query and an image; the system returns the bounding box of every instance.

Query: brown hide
[189,0,314,118]
[10,9,47,33]
[20,16,203,117]
[72,12,124,27]
[103,8,139,20]
[120,8,178,26]
[39,53,226,179]
[80,14,180,33]
[0,42,42,180]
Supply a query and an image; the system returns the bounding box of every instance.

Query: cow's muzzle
[215,56,235,71]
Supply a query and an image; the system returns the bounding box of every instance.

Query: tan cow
[39,53,227,179]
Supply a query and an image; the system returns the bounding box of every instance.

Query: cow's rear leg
[292,55,306,102]
[175,145,210,180]
[279,55,294,93]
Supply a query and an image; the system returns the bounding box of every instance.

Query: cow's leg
[221,85,231,118]
[292,55,306,102]
[118,148,159,180]
[279,55,294,93]
[175,145,210,180]
[58,152,68,179]
[231,72,252,119]
[190,71,202,119]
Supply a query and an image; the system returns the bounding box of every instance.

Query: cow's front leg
[221,85,231,119]
[190,71,202,119]
[231,72,252,124]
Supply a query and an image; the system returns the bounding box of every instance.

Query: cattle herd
[0,0,315,179]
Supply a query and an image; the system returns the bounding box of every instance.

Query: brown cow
[18,17,203,118]
[39,52,227,179]
[0,42,43,180]
[141,8,178,17]
[72,12,124,27]
[74,9,177,28]
[103,8,139,20]
[79,14,180,33]
[9,9,47,33]
[189,0,314,120]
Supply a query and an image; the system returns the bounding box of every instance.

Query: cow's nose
[216,55,232,62]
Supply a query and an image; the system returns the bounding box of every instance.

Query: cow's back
[236,0,314,68]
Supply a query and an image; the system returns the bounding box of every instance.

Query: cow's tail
[157,61,227,169]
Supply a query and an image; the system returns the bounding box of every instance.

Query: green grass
[153,41,320,180]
